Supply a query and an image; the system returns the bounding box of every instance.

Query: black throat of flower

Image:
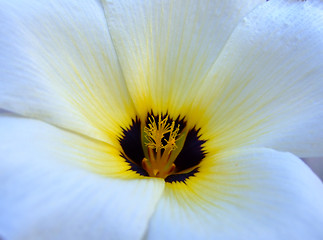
[119,112,206,183]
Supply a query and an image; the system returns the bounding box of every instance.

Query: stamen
[119,114,205,182]
[142,115,183,178]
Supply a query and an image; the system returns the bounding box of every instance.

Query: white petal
[190,0,323,157]
[0,116,165,240]
[102,0,264,121]
[0,0,135,145]
[147,148,323,240]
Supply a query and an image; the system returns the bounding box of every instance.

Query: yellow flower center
[119,112,206,183]
[141,115,182,178]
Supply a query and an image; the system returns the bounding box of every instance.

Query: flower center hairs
[119,112,206,183]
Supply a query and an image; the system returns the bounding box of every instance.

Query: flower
[0,0,323,239]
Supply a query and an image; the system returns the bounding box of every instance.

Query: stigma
[141,115,182,178]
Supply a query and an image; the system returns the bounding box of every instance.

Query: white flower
[0,0,323,239]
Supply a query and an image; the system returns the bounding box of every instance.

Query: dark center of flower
[119,112,206,183]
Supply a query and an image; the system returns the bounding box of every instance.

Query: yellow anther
[142,115,182,179]
[144,115,179,152]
